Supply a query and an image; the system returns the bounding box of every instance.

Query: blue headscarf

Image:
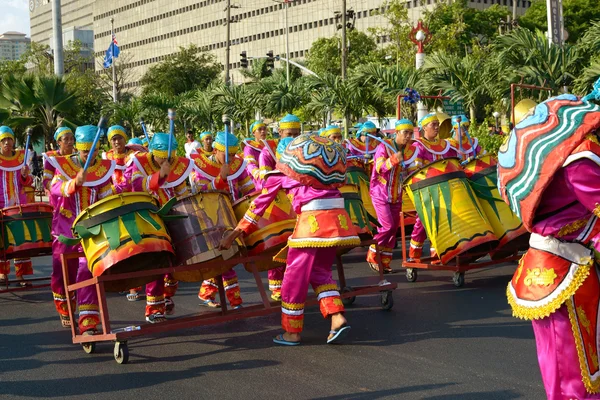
[54,126,73,142]
[75,125,97,151]
[149,132,178,158]
[213,131,239,154]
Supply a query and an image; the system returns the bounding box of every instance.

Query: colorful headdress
[321,124,341,137]
[107,125,127,141]
[149,132,178,158]
[0,126,14,142]
[75,125,97,151]
[276,133,346,189]
[451,115,470,128]
[54,126,73,142]
[128,137,143,145]
[279,114,301,130]
[395,119,414,131]
[358,121,377,137]
[200,131,213,140]
[497,94,600,230]
[276,137,293,158]
[250,120,266,134]
[418,113,438,129]
[213,131,239,155]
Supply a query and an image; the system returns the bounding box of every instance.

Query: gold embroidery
[93,165,107,177]
[577,305,592,335]
[524,268,558,287]
[261,188,268,194]
[59,207,73,219]
[249,202,256,211]
[557,219,588,238]
[589,343,600,370]
[586,133,600,146]
[173,161,185,175]
[338,214,349,230]
[288,319,304,329]
[333,298,344,307]
[308,215,319,233]
[514,258,524,283]
[282,301,304,310]
[594,203,600,219]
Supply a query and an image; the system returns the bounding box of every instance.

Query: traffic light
[240,51,248,68]
[266,50,275,69]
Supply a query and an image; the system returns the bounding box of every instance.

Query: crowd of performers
[7,86,600,397]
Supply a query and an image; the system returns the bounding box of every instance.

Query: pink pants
[199,268,242,307]
[268,266,285,297]
[281,247,344,333]
[532,305,600,399]
[367,200,401,269]
[51,240,78,317]
[410,217,435,259]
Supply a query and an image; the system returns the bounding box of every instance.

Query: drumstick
[83,116,108,173]
[139,118,150,144]
[364,134,370,161]
[23,127,32,170]
[223,114,230,164]
[456,116,475,155]
[167,109,175,160]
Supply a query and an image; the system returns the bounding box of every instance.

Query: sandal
[126,292,140,302]
[18,281,32,287]
[199,299,220,308]
[368,262,381,274]
[273,333,300,346]
[165,298,175,315]
[327,325,351,344]
[146,314,167,324]
[60,315,71,328]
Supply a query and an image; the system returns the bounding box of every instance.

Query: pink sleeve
[565,159,600,214]
[236,175,282,234]
[244,146,260,180]
[373,143,400,174]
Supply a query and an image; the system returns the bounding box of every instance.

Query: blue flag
[102,34,120,68]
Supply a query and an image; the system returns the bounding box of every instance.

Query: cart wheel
[380,290,394,311]
[405,268,418,283]
[82,341,96,354]
[114,341,129,365]
[452,272,465,288]
[341,286,356,306]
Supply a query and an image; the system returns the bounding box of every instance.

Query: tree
[140,44,222,96]
[519,0,600,43]
[0,60,26,83]
[306,30,378,76]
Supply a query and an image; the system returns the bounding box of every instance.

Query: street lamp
[409,20,431,121]
[492,111,501,132]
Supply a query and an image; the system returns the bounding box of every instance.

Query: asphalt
[0,247,545,400]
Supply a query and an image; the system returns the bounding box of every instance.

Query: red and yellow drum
[233,189,296,272]
[1,203,53,259]
[23,186,36,203]
[72,192,174,292]
[464,155,529,259]
[167,191,244,282]
[405,158,498,264]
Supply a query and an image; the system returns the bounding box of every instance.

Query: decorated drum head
[497,94,600,230]
[276,133,347,189]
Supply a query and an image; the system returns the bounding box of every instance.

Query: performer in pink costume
[190,130,254,308]
[0,126,34,287]
[409,113,457,260]
[366,119,419,273]
[51,125,116,333]
[499,93,600,399]
[220,134,359,346]
[123,132,193,322]
[446,115,484,162]
[243,120,271,190]
[258,114,301,181]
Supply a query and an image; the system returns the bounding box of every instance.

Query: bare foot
[282,332,301,343]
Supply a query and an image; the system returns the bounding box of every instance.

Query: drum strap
[78,203,159,229]
[469,166,497,182]
[409,171,466,191]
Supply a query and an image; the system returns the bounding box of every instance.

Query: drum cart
[61,246,397,364]
[0,204,52,293]
[398,212,522,287]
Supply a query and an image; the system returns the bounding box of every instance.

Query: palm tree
[210,83,255,135]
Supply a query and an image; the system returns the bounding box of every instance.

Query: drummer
[50,125,116,333]
[447,115,484,162]
[123,133,193,322]
[258,114,301,181]
[0,126,34,288]
[409,113,457,261]
[367,119,419,273]
[199,131,214,156]
[43,127,75,196]
[190,130,254,308]
[345,121,378,158]
[220,134,359,345]
[320,124,343,143]
[243,120,271,190]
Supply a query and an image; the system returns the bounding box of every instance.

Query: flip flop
[126,292,140,302]
[327,325,351,344]
[18,281,32,287]
[368,262,380,274]
[273,333,300,346]
[199,299,221,308]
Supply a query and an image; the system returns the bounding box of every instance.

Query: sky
[1,0,30,36]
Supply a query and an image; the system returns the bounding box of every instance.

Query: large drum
[72,192,173,292]
[1,203,53,259]
[405,158,498,264]
[166,191,244,282]
[24,186,36,203]
[233,189,296,272]
[464,155,529,259]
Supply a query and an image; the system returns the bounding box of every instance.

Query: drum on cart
[1,203,53,259]
[464,155,529,259]
[70,192,174,292]
[166,191,244,282]
[339,184,372,241]
[233,189,296,272]
[405,158,498,264]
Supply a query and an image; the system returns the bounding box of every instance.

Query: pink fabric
[50,239,79,307]
[0,166,30,208]
[372,199,402,249]
[532,305,600,400]
[243,144,262,190]
[369,141,402,204]
[258,146,277,177]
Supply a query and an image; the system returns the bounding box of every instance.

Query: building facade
[29,0,95,47]
[0,32,31,61]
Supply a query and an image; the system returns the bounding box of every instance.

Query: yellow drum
[339,183,372,239]
[233,189,296,272]
[24,186,36,203]
[167,191,244,282]
[347,162,377,221]
[405,158,498,264]
[464,155,529,259]
[71,192,174,292]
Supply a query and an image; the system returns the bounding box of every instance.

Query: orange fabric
[319,296,345,318]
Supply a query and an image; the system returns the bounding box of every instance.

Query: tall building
[29,0,95,47]
[0,32,31,61]
[30,0,531,90]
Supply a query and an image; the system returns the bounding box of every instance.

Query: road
[0,247,544,400]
